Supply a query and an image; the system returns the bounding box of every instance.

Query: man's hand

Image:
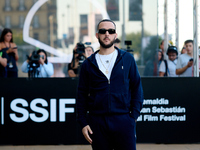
[82,125,93,144]
[187,60,193,67]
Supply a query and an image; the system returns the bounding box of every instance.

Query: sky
[158,0,193,50]
[179,0,193,48]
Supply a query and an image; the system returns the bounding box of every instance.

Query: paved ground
[0,144,199,150]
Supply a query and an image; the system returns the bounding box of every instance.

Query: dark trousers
[89,114,136,150]
[7,71,18,78]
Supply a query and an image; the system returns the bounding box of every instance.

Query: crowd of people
[0,27,197,78]
[0,28,95,78]
[144,39,195,77]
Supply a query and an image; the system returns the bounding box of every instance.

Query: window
[33,15,39,28]
[129,0,142,21]
[18,0,26,11]
[33,33,39,40]
[4,0,11,11]
[5,16,11,28]
[106,0,119,21]
[95,14,103,32]
[19,15,25,28]
[80,15,88,41]
[68,27,74,44]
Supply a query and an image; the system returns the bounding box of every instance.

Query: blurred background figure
[68,43,86,77]
[176,40,193,77]
[0,47,8,77]
[0,28,19,77]
[181,46,187,54]
[85,46,94,58]
[143,50,163,76]
[159,40,164,54]
[51,63,65,77]
[159,46,178,77]
[21,49,54,78]
[114,38,121,48]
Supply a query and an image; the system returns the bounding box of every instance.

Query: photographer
[21,49,54,78]
[68,43,86,77]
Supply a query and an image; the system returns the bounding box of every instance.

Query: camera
[76,42,85,54]
[124,40,134,53]
[27,51,40,66]
[74,42,87,63]
[27,51,41,78]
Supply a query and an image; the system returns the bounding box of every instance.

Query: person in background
[0,48,8,77]
[51,63,65,77]
[21,49,54,77]
[181,46,187,54]
[85,46,94,58]
[159,46,178,77]
[143,49,163,76]
[159,40,164,54]
[176,40,193,77]
[114,38,121,48]
[68,44,86,77]
[0,28,18,77]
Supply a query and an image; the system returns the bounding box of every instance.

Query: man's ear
[115,33,118,39]
[95,33,98,39]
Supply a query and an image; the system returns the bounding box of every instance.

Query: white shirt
[95,49,118,80]
[21,61,54,77]
[159,59,178,77]
[176,53,192,77]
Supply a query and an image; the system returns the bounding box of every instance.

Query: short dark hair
[97,19,116,32]
[37,49,48,64]
[184,40,193,45]
[0,28,13,42]
[167,46,178,55]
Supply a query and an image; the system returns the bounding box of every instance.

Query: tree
[143,36,162,64]
[119,31,151,65]
[12,30,26,46]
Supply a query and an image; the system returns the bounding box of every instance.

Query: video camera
[124,41,134,53]
[74,42,91,64]
[27,50,44,78]
[75,42,86,62]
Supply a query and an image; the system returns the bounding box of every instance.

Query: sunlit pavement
[0,144,199,150]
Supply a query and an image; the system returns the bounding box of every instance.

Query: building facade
[0,0,57,47]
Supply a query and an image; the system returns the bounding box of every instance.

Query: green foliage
[125,32,142,54]
[143,36,162,63]
[119,32,162,65]
[119,31,151,64]
[12,30,26,45]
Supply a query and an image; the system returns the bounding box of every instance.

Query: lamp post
[49,15,54,57]
[193,0,199,77]
[164,0,168,59]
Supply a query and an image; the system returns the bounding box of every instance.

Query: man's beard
[98,37,115,49]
